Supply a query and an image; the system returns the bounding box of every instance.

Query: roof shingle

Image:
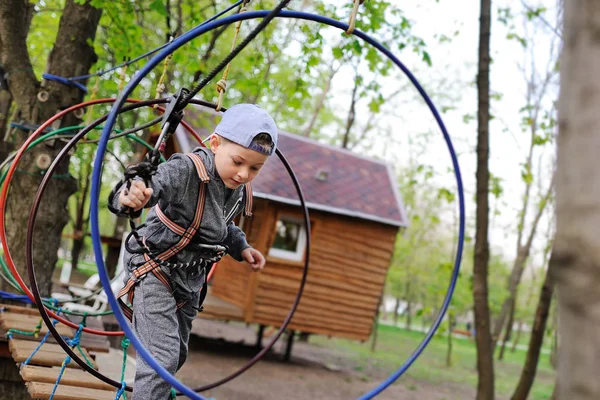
[252,132,407,227]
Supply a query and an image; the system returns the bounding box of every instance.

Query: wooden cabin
[179,121,408,343]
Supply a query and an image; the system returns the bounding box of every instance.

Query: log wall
[209,199,398,341]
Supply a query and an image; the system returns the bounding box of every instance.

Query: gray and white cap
[214,103,278,155]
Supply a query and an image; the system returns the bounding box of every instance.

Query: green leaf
[422,51,432,67]
[149,0,168,16]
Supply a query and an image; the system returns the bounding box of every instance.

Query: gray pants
[130,272,201,400]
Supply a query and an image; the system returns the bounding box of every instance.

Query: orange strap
[117,153,209,320]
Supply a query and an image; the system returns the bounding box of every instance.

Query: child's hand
[241,248,265,271]
[119,180,153,211]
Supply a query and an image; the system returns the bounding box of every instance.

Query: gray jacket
[111,146,251,300]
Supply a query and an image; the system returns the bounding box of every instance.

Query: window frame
[268,214,308,262]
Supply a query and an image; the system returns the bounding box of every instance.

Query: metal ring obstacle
[1,98,212,392]
[89,9,464,400]
[0,98,205,337]
[14,97,310,393]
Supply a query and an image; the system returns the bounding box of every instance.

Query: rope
[14,307,62,369]
[66,0,244,82]
[346,0,364,34]
[85,76,101,125]
[115,381,127,400]
[42,73,88,93]
[48,355,70,400]
[118,61,129,93]
[180,0,293,107]
[115,337,130,400]
[154,40,174,103]
[47,323,93,400]
[215,0,251,111]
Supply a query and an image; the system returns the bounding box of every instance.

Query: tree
[511,260,554,400]
[492,3,559,350]
[0,0,102,296]
[551,1,600,399]
[473,0,495,398]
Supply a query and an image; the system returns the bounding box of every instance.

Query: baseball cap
[214,104,278,155]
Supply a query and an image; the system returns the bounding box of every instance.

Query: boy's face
[209,134,269,189]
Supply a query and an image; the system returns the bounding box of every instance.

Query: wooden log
[256,282,377,313]
[258,274,379,308]
[312,243,392,266]
[262,266,383,293]
[257,289,376,318]
[0,314,74,337]
[0,304,44,316]
[20,365,113,390]
[314,228,397,253]
[26,381,118,400]
[253,303,372,334]
[253,314,369,341]
[9,340,97,369]
[310,246,391,273]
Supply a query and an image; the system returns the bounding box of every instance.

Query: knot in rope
[123,149,162,184]
[216,79,227,94]
[66,324,84,347]
[121,337,130,350]
[115,381,127,400]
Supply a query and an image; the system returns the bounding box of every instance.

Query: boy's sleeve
[223,221,251,261]
[109,154,193,217]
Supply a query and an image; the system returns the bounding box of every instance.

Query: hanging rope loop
[215,0,250,111]
[346,0,364,34]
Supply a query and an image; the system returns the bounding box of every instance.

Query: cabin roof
[252,131,407,227]
[179,107,408,227]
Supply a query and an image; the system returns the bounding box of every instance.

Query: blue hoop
[90,10,465,400]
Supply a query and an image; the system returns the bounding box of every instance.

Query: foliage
[312,323,555,399]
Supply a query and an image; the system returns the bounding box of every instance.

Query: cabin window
[269,216,307,261]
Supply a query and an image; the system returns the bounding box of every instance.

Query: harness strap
[243,182,253,217]
[117,153,209,321]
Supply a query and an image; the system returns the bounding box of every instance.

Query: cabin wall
[210,198,399,341]
[209,199,273,311]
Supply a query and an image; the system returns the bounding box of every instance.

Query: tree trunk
[393,296,401,325]
[511,320,523,353]
[492,185,551,347]
[446,312,454,367]
[473,0,494,398]
[341,74,359,149]
[552,2,600,398]
[370,292,383,352]
[0,86,13,161]
[511,265,554,400]
[406,296,412,331]
[0,0,102,296]
[71,160,91,270]
[550,305,558,369]
[498,296,516,360]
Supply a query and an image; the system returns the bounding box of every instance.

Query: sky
[320,0,560,271]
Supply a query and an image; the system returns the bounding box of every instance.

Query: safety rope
[6,317,42,339]
[118,61,129,93]
[65,0,244,83]
[7,306,62,369]
[85,76,101,125]
[215,0,250,111]
[117,337,130,400]
[48,323,85,400]
[346,0,364,34]
[154,39,175,104]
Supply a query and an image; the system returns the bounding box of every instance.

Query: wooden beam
[20,365,113,391]
[26,381,118,400]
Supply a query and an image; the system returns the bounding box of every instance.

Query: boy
[111,103,277,399]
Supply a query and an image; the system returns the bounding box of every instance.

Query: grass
[312,323,555,400]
